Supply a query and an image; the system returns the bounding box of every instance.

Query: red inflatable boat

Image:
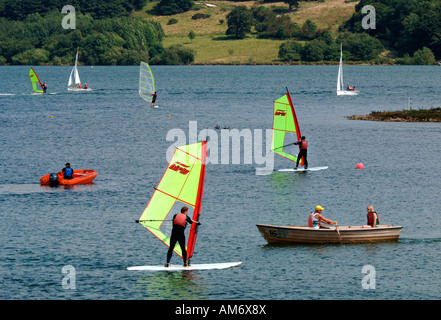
[40,169,98,186]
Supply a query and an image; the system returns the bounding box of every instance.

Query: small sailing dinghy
[271,88,327,172]
[68,49,90,91]
[139,62,158,108]
[337,44,358,96]
[128,141,241,271]
[29,67,45,94]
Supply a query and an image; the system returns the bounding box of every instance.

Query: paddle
[335,223,342,244]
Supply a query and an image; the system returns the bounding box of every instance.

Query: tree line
[0,10,194,65]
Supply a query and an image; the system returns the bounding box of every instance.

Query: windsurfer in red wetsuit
[293,136,308,170]
[165,206,200,267]
[151,91,157,108]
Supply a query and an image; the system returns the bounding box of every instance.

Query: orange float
[40,169,98,186]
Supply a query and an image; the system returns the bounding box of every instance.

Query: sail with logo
[271,88,303,165]
[129,141,242,271]
[136,141,207,262]
[271,88,328,172]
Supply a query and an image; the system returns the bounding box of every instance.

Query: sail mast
[186,140,207,263]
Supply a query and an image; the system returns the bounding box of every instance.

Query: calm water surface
[1,65,441,300]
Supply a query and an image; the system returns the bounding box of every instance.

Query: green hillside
[133,0,360,64]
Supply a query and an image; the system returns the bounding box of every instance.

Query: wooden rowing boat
[256,224,402,244]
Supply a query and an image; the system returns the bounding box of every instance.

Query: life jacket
[367,211,380,226]
[301,140,308,149]
[173,213,187,227]
[64,167,73,178]
[308,213,320,229]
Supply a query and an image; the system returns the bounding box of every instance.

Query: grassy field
[132,0,359,64]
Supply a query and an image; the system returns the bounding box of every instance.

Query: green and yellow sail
[29,67,44,93]
[137,141,207,260]
[271,89,304,166]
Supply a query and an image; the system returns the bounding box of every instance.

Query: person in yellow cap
[308,205,337,229]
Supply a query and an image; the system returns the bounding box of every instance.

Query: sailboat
[68,49,90,91]
[139,61,158,108]
[128,141,241,271]
[337,44,358,96]
[29,67,45,94]
[272,88,327,172]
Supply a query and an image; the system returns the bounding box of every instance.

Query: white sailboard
[128,262,242,271]
[128,141,241,272]
[278,166,328,172]
[271,88,327,172]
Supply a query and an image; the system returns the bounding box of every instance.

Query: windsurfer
[42,82,47,93]
[308,205,337,229]
[165,206,200,267]
[293,136,308,170]
[62,162,74,180]
[151,91,157,108]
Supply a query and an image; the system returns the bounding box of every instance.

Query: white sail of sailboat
[68,49,90,91]
[337,44,358,96]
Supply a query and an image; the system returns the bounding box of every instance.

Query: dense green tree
[278,41,302,61]
[226,6,254,39]
[156,0,194,15]
[345,0,441,58]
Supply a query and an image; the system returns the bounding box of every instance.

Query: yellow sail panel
[138,141,206,258]
[271,91,303,165]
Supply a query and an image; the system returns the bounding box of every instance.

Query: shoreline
[347,108,441,122]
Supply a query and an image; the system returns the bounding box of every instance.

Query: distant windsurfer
[61,162,73,180]
[165,206,200,267]
[151,91,157,108]
[42,82,47,93]
[293,136,308,170]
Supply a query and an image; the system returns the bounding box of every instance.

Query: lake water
[1,65,441,301]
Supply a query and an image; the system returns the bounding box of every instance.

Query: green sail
[138,141,207,258]
[139,62,156,102]
[29,68,43,93]
[271,91,303,165]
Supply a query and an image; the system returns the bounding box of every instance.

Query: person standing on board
[308,205,337,229]
[61,163,74,180]
[42,82,47,93]
[165,206,200,267]
[293,136,308,170]
[366,205,380,227]
[151,91,157,108]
